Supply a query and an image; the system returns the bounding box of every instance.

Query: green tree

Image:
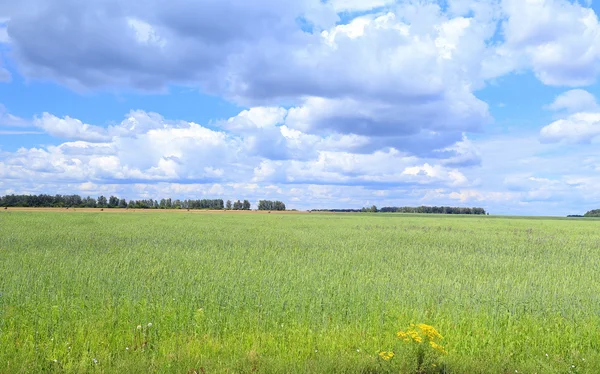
[584,209,600,217]
[108,196,119,208]
[97,195,108,208]
[86,196,97,208]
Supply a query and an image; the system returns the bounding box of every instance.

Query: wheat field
[1,210,599,373]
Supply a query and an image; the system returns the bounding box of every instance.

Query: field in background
[1,211,599,373]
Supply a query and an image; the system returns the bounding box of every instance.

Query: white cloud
[545,89,598,113]
[0,109,479,196]
[33,113,113,142]
[224,107,287,131]
[540,112,600,143]
[401,163,469,186]
[423,189,517,203]
[437,134,481,167]
[127,17,166,48]
[540,91,600,143]
[2,1,496,156]
[501,0,600,86]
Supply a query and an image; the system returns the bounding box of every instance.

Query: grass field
[1,210,600,373]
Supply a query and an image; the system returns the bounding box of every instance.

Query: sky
[1,0,600,215]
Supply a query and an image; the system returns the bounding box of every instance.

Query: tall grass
[1,211,599,372]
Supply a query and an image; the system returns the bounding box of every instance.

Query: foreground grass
[1,211,600,373]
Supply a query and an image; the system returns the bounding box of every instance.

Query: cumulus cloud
[540,91,600,143]
[0,109,476,193]
[33,113,113,142]
[4,0,600,92]
[437,135,482,167]
[501,0,600,86]
[1,0,498,157]
[540,112,600,144]
[3,0,335,91]
[545,89,598,113]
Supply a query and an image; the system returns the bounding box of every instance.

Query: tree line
[583,209,600,217]
[312,205,487,215]
[0,194,287,211]
[379,206,486,215]
[257,200,286,211]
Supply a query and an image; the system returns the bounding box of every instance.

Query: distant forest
[313,206,487,215]
[583,209,600,217]
[0,194,487,215]
[0,194,286,211]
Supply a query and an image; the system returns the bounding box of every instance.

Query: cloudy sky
[1,0,600,215]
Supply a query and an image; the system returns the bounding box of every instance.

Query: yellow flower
[408,330,422,343]
[429,341,447,355]
[379,351,395,361]
[417,324,443,341]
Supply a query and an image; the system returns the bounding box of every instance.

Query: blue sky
[2,0,600,215]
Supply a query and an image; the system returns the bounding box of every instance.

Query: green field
[1,211,600,373]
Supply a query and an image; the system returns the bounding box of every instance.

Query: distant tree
[108,196,119,208]
[584,209,600,217]
[97,195,107,208]
[85,196,97,208]
[258,200,285,211]
[0,193,236,211]
[233,200,242,210]
[243,200,251,210]
[226,200,232,210]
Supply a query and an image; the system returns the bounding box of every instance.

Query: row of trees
[257,200,286,211]
[226,200,251,210]
[379,206,487,215]
[0,194,261,211]
[1,194,488,215]
[584,209,600,217]
[312,205,487,215]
